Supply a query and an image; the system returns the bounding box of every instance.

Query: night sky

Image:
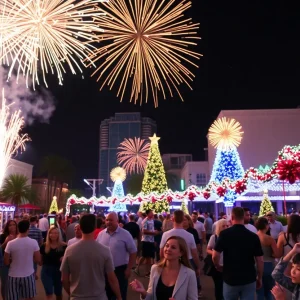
[18,1,300,189]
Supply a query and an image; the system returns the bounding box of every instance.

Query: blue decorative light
[224,190,237,207]
[211,147,244,183]
[112,179,125,198]
[210,146,244,205]
[108,202,127,212]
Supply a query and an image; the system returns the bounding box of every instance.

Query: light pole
[83,179,104,213]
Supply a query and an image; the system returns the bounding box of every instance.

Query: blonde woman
[40,226,67,300]
[130,236,198,300]
[207,219,229,300]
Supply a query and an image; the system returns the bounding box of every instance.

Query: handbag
[203,235,218,276]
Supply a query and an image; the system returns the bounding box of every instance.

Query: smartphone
[49,216,56,226]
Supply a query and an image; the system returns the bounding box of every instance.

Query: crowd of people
[0,207,300,300]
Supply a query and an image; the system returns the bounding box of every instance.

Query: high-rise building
[99,113,157,196]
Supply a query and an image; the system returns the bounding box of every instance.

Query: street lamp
[83,179,104,213]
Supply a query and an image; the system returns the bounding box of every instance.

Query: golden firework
[0,0,106,88]
[0,88,30,188]
[88,0,201,107]
[110,166,126,182]
[208,117,243,151]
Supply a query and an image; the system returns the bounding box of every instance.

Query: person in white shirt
[267,212,284,241]
[39,213,49,241]
[67,223,82,246]
[4,220,41,300]
[243,208,257,233]
[191,212,206,243]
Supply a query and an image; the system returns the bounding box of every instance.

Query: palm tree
[39,155,75,208]
[0,174,34,206]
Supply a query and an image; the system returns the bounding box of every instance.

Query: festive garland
[66,144,300,215]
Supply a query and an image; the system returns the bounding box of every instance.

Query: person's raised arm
[272,243,300,292]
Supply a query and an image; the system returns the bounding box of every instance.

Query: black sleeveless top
[156,275,175,300]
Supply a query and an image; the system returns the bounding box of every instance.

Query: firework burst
[88,0,201,107]
[117,137,150,174]
[208,117,243,151]
[110,166,126,182]
[0,88,30,188]
[0,0,106,88]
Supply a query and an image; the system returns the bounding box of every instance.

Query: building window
[196,173,206,186]
[170,157,178,168]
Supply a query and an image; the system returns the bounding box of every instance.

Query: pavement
[34,265,215,299]
[0,264,215,299]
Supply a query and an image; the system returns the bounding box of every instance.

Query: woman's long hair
[287,214,300,243]
[45,225,64,254]
[2,220,18,236]
[157,236,192,269]
[184,214,194,229]
[215,219,229,236]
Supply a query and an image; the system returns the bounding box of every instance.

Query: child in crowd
[271,243,300,299]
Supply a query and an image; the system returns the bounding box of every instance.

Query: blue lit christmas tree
[208,117,244,207]
[112,179,125,198]
[211,147,244,184]
[110,167,127,211]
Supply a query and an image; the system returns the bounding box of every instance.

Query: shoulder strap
[214,234,218,243]
[283,233,293,248]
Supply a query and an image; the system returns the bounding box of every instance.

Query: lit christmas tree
[259,190,274,216]
[211,147,244,184]
[142,199,170,214]
[112,180,125,198]
[49,196,59,213]
[208,117,244,207]
[110,167,127,211]
[181,201,189,214]
[142,134,168,194]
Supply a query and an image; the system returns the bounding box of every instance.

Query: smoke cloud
[0,66,56,125]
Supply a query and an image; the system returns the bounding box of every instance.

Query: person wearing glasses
[267,212,284,242]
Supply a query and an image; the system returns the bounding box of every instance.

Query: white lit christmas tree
[208,117,244,207]
[259,190,274,216]
[49,196,59,213]
[110,167,127,211]
[181,200,189,214]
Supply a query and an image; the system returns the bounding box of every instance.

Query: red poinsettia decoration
[188,192,196,201]
[217,186,226,197]
[235,180,247,194]
[167,196,172,203]
[203,191,210,199]
[70,199,75,205]
[277,159,300,184]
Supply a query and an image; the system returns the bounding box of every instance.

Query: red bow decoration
[70,199,75,205]
[167,196,172,203]
[277,159,300,184]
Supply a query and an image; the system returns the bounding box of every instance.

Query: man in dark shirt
[123,214,141,252]
[213,207,264,300]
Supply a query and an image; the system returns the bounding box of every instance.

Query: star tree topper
[149,134,160,145]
